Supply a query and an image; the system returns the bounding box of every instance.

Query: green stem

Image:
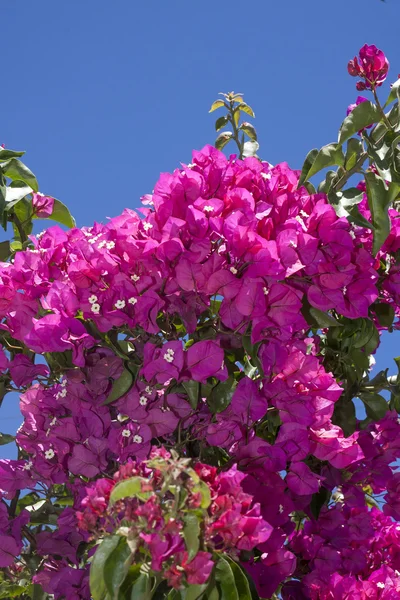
[372,86,393,131]
[10,213,27,244]
[229,101,243,159]
[332,151,368,192]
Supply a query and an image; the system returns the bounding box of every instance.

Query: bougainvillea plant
[1,43,400,599]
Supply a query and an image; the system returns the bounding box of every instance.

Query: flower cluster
[0,43,399,600]
[348,43,389,90]
[76,448,271,590]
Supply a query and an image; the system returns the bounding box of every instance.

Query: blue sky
[1,0,399,455]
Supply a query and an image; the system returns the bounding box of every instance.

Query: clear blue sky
[1,0,399,456]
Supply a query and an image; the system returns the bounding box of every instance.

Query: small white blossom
[97,240,106,249]
[187,163,195,168]
[50,417,57,426]
[61,379,68,388]
[145,386,152,394]
[377,582,385,589]
[143,222,153,231]
[261,172,271,180]
[263,287,269,296]
[299,210,309,218]
[164,352,174,363]
[289,240,297,248]
[279,504,284,514]
[295,215,307,231]
[128,297,137,305]
[122,429,131,438]
[131,274,140,282]
[203,205,214,213]
[342,286,347,295]
[139,396,148,406]
[230,266,238,275]
[349,230,356,239]
[91,303,100,314]
[133,434,143,444]
[106,241,115,250]
[88,294,98,304]
[23,461,33,471]
[45,449,55,460]
[115,299,126,310]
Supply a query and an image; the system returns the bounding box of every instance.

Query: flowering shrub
[0,44,400,599]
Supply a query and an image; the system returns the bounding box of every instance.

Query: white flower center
[230,266,238,275]
[88,295,98,304]
[45,449,55,460]
[128,297,137,305]
[91,303,100,314]
[163,348,175,363]
[115,300,126,310]
[203,206,214,213]
[133,434,143,444]
[261,172,271,180]
[106,241,115,250]
[23,461,33,471]
[263,287,269,296]
[131,274,140,282]
[122,429,131,438]
[139,396,148,406]
[143,222,153,231]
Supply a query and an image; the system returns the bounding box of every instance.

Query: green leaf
[365,171,391,255]
[237,102,255,118]
[239,123,257,141]
[109,476,151,505]
[182,585,208,600]
[104,536,131,599]
[0,432,15,445]
[310,486,331,520]
[215,132,233,151]
[103,368,134,405]
[183,514,200,561]
[338,101,380,146]
[0,149,25,161]
[182,381,200,410]
[130,573,151,600]
[0,241,10,262]
[208,376,235,413]
[215,116,228,132]
[371,103,399,143]
[0,583,29,598]
[2,158,38,192]
[90,535,121,600]
[309,307,342,328]
[192,479,211,509]
[332,397,357,437]
[384,79,400,107]
[209,100,225,113]
[215,557,239,600]
[223,556,253,600]
[28,583,47,600]
[374,302,395,328]
[359,392,389,421]
[302,143,344,181]
[317,170,337,194]
[35,198,76,228]
[345,138,363,171]
[298,149,318,188]
[207,589,219,600]
[5,182,32,204]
